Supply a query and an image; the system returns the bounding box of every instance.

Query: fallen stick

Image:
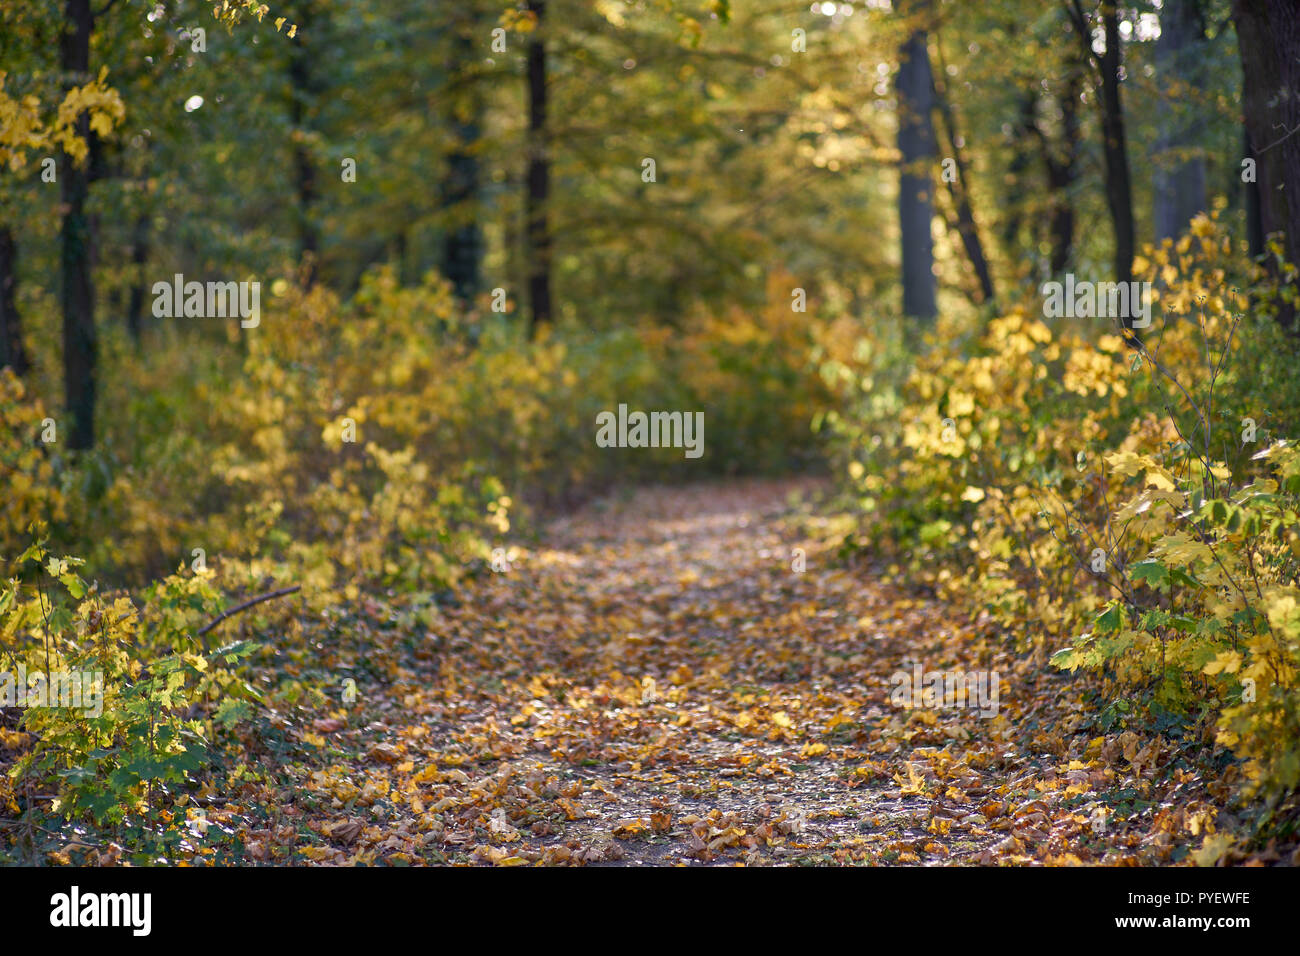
[197,585,301,638]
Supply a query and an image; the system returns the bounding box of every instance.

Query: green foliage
[2,539,259,825]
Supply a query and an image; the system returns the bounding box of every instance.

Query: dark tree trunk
[1066,1,1135,326]
[1001,94,1037,258]
[396,228,410,286]
[0,227,31,376]
[1097,4,1135,289]
[126,211,150,344]
[1040,64,1083,275]
[289,9,318,287]
[442,24,484,305]
[60,0,97,449]
[1154,0,1208,242]
[1244,127,1264,259]
[1234,0,1300,330]
[525,1,552,332]
[896,0,937,323]
[932,47,995,306]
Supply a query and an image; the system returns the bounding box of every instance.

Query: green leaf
[16,541,45,565]
[211,639,259,664]
[59,574,86,599]
[213,698,253,728]
[47,605,74,635]
[1130,560,1169,588]
[1095,603,1125,633]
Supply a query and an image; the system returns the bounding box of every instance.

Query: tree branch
[196,586,301,638]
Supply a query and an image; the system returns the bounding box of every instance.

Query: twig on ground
[197,586,302,639]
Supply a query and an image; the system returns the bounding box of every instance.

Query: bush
[1,264,831,842]
[826,213,1300,810]
[0,369,66,569]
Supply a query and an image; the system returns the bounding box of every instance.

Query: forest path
[272,479,1180,865]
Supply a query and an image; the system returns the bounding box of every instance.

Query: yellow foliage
[827,210,1300,802]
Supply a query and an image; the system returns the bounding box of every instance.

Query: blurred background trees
[0,0,1294,451]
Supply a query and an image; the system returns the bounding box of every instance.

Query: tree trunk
[60,0,97,449]
[441,21,484,305]
[1097,4,1135,292]
[1234,0,1300,330]
[932,48,995,306]
[525,0,552,332]
[0,227,31,376]
[896,0,937,324]
[1066,1,1135,327]
[126,211,150,344]
[1001,93,1036,259]
[289,8,318,287]
[1040,64,1083,275]
[1154,0,1208,242]
[1244,127,1264,259]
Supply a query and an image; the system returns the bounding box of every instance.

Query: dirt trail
[272,479,1223,865]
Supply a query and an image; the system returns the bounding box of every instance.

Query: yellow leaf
[1191,833,1234,867]
[1202,651,1241,676]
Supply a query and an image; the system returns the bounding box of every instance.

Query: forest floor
[202,478,1277,866]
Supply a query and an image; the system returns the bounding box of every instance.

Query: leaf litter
[188,479,1274,866]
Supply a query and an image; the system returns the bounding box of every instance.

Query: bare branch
[196,586,301,638]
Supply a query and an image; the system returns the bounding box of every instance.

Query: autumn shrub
[828,212,1300,812]
[0,368,66,567]
[1,539,260,826]
[1,263,831,840]
[39,264,827,584]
